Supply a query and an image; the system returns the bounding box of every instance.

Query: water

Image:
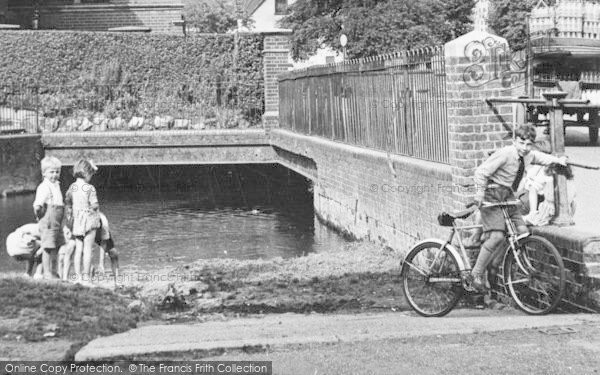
[0,167,350,274]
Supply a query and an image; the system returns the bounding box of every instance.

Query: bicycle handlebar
[466,200,521,209]
[482,200,521,208]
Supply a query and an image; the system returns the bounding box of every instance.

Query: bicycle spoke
[402,242,463,317]
[505,277,529,286]
[404,261,429,277]
[504,236,565,315]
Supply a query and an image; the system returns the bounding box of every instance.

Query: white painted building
[473,0,490,32]
[240,0,294,31]
[240,0,342,68]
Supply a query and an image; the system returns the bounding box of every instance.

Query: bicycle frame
[427,201,531,279]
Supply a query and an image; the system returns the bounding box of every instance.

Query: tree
[488,0,556,51]
[281,0,475,60]
[183,0,249,33]
[488,0,534,51]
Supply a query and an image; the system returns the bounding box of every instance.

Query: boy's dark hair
[514,123,537,142]
[547,163,574,180]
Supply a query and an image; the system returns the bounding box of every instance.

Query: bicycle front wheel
[402,242,463,317]
[504,235,565,315]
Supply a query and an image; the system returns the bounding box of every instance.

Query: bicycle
[401,200,566,317]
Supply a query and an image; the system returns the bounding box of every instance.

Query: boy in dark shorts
[471,123,567,291]
[96,212,120,282]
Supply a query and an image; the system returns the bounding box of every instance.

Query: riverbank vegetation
[0,276,143,359]
[0,241,408,359]
[131,241,409,320]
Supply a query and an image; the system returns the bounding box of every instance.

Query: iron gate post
[542,91,573,226]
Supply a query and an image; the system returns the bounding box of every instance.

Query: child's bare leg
[42,248,56,279]
[57,251,65,280]
[74,239,83,282]
[98,244,106,274]
[34,263,43,278]
[516,225,530,236]
[82,230,96,283]
[25,256,35,276]
[107,248,119,280]
[62,245,75,280]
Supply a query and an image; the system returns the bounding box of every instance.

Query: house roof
[238,0,265,16]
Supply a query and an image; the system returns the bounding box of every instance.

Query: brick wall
[7,1,183,33]
[270,129,454,250]
[444,31,514,212]
[444,30,600,311]
[262,31,292,127]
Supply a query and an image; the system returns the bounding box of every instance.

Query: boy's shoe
[471,274,487,292]
[467,273,488,293]
[474,295,485,309]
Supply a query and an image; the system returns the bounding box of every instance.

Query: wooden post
[542,91,573,226]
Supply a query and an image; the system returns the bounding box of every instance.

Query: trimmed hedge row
[0,30,264,126]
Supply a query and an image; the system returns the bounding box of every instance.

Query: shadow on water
[0,164,351,274]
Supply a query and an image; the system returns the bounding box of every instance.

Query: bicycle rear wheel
[402,242,463,317]
[504,235,565,315]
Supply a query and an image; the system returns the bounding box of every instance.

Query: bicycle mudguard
[409,238,469,271]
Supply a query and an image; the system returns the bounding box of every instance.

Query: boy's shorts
[94,214,115,251]
[480,185,525,232]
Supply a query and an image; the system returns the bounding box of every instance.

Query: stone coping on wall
[42,128,270,147]
[532,225,600,275]
[269,128,452,178]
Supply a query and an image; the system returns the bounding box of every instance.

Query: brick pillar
[262,30,292,127]
[444,30,514,212]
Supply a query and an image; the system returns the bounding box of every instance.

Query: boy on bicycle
[470,123,567,291]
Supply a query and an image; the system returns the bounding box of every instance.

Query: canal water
[0,164,350,274]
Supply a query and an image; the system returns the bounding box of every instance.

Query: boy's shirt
[6,223,40,256]
[474,145,559,201]
[33,179,63,208]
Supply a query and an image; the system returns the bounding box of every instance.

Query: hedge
[0,30,264,127]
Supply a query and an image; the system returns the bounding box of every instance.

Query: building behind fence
[278,47,449,164]
[4,0,183,33]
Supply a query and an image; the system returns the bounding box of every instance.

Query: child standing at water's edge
[65,159,100,284]
[33,156,64,279]
[57,226,76,281]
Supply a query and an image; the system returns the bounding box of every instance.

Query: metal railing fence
[279,46,449,164]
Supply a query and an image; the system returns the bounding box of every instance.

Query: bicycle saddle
[437,207,476,226]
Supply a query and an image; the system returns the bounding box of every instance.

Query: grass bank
[132,242,410,319]
[0,242,408,359]
[0,277,143,359]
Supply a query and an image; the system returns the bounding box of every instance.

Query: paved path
[565,127,600,233]
[75,310,600,361]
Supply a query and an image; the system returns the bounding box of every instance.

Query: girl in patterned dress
[523,164,576,226]
[65,159,100,284]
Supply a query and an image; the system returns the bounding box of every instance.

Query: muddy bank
[120,242,410,319]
